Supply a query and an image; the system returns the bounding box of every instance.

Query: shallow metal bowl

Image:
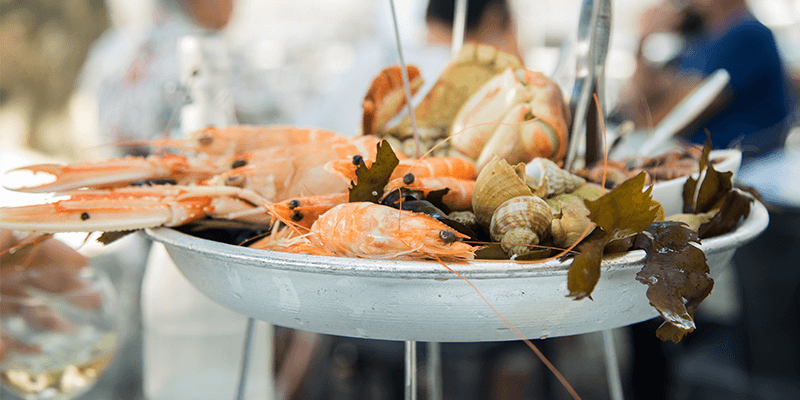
[144,200,768,342]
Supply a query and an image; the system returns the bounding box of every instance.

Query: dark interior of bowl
[173,221,269,247]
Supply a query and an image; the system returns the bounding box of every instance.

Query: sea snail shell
[525,157,586,198]
[473,155,533,228]
[550,195,594,248]
[490,196,554,257]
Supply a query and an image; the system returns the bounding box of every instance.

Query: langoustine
[296,202,475,261]
[0,127,393,234]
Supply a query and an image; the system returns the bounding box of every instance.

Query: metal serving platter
[144,200,768,342]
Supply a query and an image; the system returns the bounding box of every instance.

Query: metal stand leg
[602,329,624,400]
[427,342,442,400]
[265,323,274,400]
[235,319,275,400]
[236,318,256,400]
[405,340,417,400]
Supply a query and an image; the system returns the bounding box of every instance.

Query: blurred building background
[1,0,799,399]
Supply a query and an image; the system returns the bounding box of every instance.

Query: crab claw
[3,155,217,193]
[362,65,423,136]
[450,68,569,172]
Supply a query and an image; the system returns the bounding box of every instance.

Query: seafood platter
[0,44,767,342]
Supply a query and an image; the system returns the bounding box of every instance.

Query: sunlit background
[1,1,800,400]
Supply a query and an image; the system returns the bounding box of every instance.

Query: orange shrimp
[307,202,475,260]
[267,192,349,231]
[188,126,350,157]
[203,136,391,202]
[325,156,477,183]
[5,154,219,193]
[0,186,272,233]
[383,176,475,211]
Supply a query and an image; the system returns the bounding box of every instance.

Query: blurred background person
[614,2,800,399]
[614,0,797,158]
[76,0,288,157]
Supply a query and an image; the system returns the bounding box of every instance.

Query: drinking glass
[0,265,119,400]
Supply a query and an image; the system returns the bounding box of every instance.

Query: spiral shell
[490,196,554,257]
[448,211,481,233]
[550,195,594,248]
[525,158,586,197]
[472,156,533,227]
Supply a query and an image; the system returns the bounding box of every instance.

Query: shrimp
[325,156,477,183]
[187,126,350,157]
[306,202,475,260]
[5,127,373,196]
[383,176,475,211]
[267,192,349,231]
[4,154,219,193]
[0,186,271,233]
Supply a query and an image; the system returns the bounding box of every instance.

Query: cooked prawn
[307,202,475,260]
[326,156,477,183]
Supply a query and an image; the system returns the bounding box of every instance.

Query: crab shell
[489,196,554,258]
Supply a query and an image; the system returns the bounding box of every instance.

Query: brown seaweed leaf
[567,172,661,299]
[348,140,400,203]
[633,221,713,343]
[698,188,754,239]
[682,138,732,214]
[566,229,607,299]
[95,230,136,246]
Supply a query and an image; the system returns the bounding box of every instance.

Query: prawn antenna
[433,255,583,400]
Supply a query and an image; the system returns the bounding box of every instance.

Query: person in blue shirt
[618,0,795,157]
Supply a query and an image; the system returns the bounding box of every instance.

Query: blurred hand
[0,229,101,360]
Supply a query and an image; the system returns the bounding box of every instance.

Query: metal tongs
[565,0,612,172]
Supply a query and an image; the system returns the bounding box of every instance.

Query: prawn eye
[352,155,363,166]
[288,199,300,209]
[198,134,214,146]
[225,175,246,188]
[231,159,247,169]
[403,173,415,185]
[439,229,456,243]
[291,211,304,221]
[80,212,90,221]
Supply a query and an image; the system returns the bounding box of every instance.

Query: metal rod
[565,0,602,171]
[427,342,442,400]
[452,0,468,55]
[388,0,421,158]
[235,317,256,400]
[265,323,275,400]
[584,0,612,166]
[602,329,624,400]
[405,340,418,400]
